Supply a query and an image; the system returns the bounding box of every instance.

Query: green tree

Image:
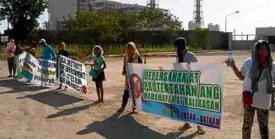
[162,11,182,44]
[0,0,47,41]
[136,9,181,30]
[136,9,182,45]
[67,10,97,31]
[67,10,131,43]
[192,28,210,50]
[66,8,182,44]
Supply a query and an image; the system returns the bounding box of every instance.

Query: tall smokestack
[193,0,204,27]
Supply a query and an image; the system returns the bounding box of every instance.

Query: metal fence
[233,34,256,41]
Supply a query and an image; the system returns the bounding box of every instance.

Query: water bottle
[227,51,233,69]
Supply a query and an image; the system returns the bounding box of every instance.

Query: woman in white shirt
[242,40,274,139]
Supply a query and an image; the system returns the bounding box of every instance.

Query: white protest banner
[32,59,56,87]
[17,52,56,87]
[17,52,39,81]
[127,63,224,129]
[57,55,88,95]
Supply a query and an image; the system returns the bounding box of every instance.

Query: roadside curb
[104,50,251,58]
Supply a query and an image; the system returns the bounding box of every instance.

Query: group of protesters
[3,36,273,138]
[5,39,39,78]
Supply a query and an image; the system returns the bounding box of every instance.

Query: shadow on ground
[16,90,84,108]
[76,112,198,139]
[0,78,48,94]
[270,106,275,111]
[47,102,99,118]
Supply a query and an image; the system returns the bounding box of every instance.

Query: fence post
[271,87,275,110]
[228,33,233,50]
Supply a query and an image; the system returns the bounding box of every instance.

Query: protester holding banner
[117,42,143,114]
[14,42,24,79]
[5,39,16,77]
[22,42,37,83]
[242,40,274,139]
[39,39,56,60]
[56,42,69,91]
[86,45,106,103]
[173,37,205,135]
[25,42,37,57]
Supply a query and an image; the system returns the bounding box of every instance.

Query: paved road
[0,54,274,139]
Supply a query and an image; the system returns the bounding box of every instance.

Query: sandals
[117,108,138,114]
[132,109,138,114]
[117,108,125,113]
[179,124,205,135]
[197,126,205,135]
[178,123,192,131]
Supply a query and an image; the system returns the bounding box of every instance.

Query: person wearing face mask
[242,40,274,139]
[173,37,205,135]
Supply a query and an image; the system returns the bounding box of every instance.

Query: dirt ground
[0,52,275,139]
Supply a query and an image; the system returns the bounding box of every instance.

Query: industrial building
[256,27,275,44]
[208,23,220,31]
[47,0,162,30]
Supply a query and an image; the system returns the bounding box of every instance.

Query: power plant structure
[193,0,204,27]
[147,0,159,9]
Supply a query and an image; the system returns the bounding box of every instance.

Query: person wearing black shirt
[56,42,69,91]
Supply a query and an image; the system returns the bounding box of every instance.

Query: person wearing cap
[173,37,205,135]
[39,39,56,60]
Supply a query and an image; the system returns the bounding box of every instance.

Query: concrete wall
[256,27,275,36]
[232,40,255,50]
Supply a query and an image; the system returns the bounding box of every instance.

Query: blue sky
[0,0,274,34]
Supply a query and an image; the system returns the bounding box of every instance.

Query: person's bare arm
[102,61,106,70]
[225,60,244,81]
[232,64,244,81]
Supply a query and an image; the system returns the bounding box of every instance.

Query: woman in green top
[86,45,106,103]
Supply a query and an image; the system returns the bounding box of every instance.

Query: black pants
[121,90,136,110]
[7,57,16,76]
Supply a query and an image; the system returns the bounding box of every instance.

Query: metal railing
[233,34,256,41]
